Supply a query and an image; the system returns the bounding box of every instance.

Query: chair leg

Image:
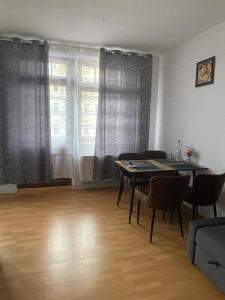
[137,200,141,224]
[170,210,173,223]
[196,205,199,216]
[192,204,196,220]
[117,175,124,207]
[162,210,166,221]
[150,209,156,243]
[177,207,184,238]
[213,204,217,218]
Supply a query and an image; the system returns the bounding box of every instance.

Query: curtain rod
[0,36,44,45]
[104,49,148,57]
[0,34,99,53]
[0,33,154,56]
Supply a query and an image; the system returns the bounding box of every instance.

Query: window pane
[49,60,67,78]
[81,65,99,84]
[49,54,99,157]
[78,56,99,156]
[79,91,98,156]
[50,84,68,151]
[50,85,66,97]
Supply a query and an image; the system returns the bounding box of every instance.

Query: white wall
[157,21,225,217]
[149,55,160,149]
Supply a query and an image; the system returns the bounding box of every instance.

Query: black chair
[184,173,225,220]
[142,150,179,221]
[117,153,149,207]
[135,175,190,243]
[141,150,167,160]
[117,151,170,207]
[118,153,143,161]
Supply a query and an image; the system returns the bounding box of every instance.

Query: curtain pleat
[0,38,52,184]
[93,48,152,180]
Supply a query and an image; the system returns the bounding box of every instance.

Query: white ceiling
[1,0,225,52]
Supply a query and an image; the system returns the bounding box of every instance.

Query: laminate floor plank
[0,187,223,300]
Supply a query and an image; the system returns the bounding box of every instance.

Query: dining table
[115,159,208,223]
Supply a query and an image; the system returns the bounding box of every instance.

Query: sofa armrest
[187,217,225,264]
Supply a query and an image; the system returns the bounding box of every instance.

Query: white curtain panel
[49,44,99,186]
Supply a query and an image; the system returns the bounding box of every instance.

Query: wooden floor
[0,187,224,300]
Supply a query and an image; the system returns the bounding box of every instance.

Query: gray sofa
[187,217,225,294]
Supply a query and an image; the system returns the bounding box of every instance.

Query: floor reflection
[46,215,101,283]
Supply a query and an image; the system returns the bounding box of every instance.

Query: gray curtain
[93,48,152,180]
[0,38,52,184]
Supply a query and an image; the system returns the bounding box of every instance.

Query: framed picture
[195,56,215,87]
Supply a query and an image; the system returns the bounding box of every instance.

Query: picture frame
[195,56,215,87]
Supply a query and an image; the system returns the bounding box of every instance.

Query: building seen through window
[49,56,99,156]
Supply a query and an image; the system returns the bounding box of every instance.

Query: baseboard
[0,184,17,193]
[18,178,72,189]
[74,181,120,189]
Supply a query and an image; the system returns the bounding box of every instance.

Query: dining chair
[141,150,167,159]
[135,175,190,243]
[117,152,149,207]
[142,150,178,221]
[184,173,225,220]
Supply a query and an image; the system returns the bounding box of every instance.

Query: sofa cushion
[196,225,225,267]
[195,245,225,294]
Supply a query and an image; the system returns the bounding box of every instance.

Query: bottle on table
[176,139,182,161]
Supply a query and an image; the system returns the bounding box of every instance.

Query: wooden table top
[115,159,207,173]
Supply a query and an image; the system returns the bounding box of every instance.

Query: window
[49,51,99,156]
[49,58,69,152]
[51,62,67,78]
[78,59,99,155]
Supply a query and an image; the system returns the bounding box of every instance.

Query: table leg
[129,173,136,224]
[117,172,124,207]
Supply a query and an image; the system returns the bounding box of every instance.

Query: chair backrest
[141,150,167,159]
[147,175,190,210]
[118,153,143,160]
[189,173,225,206]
